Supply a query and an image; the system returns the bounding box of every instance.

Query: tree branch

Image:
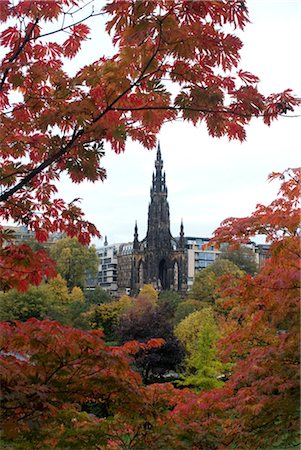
[111,105,300,119]
[0,25,163,204]
[34,10,105,41]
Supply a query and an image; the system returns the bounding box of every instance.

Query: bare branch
[34,10,105,41]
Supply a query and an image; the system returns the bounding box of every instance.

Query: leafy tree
[174,299,204,324]
[137,284,158,303]
[118,299,184,383]
[219,245,258,274]
[118,294,133,310]
[1,0,299,291]
[85,302,121,341]
[175,308,227,391]
[158,290,182,313]
[45,274,70,303]
[0,276,87,327]
[84,296,133,341]
[50,237,98,290]
[189,258,244,303]
[209,168,301,448]
[69,286,85,303]
[0,286,51,323]
[0,319,175,449]
[84,286,112,305]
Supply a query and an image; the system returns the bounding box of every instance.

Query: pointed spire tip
[156,140,162,161]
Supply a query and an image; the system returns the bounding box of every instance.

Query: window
[196,252,215,262]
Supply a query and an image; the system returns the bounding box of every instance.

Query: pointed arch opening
[137,260,144,288]
[158,259,167,290]
[173,260,179,290]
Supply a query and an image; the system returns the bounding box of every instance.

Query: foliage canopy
[49,237,98,289]
[189,258,244,303]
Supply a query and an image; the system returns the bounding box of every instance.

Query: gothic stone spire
[133,220,139,250]
[152,141,167,196]
[147,142,171,250]
[127,141,188,295]
[178,219,185,249]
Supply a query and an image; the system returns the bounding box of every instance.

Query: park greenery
[0,1,300,449]
[50,237,99,290]
[1,173,300,447]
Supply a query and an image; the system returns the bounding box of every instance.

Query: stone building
[118,143,187,295]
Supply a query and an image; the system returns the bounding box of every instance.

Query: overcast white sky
[58,0,300,247]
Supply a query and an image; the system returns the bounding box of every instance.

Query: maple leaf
[0,26,20,47]
[238,69,260,85]
[63,24,90,59]
[226,121,246,141]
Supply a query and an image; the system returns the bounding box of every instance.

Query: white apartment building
[185,236,221,290]
[184,237,270,290]
[95,240,133,296]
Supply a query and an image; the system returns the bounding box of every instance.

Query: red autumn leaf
[145,338,165,349]
[226,121,247,141]
[0,26,20,47]
[238,69,260,85]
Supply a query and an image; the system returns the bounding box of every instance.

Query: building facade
[118,144,187,295]
[116,242,133,295]
[2,226,62,246]
[185,238,270,288]
[93,240,130,296]
[185,236,221,290]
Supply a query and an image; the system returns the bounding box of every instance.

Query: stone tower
[130,143,187,294]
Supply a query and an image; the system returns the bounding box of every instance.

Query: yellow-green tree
[50,237,98,290]
[118,294,133,310]
[174,299,203,324]
[84,296,133,341]
[0,276,87,327]
[0,286,50,323]
[137,284,158,303]
[190,259,244,303]
[175,308,227,391]
[219,245,258,275]
[45,274,70,303]
[0,277,69,323]
[70,286,85,303]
